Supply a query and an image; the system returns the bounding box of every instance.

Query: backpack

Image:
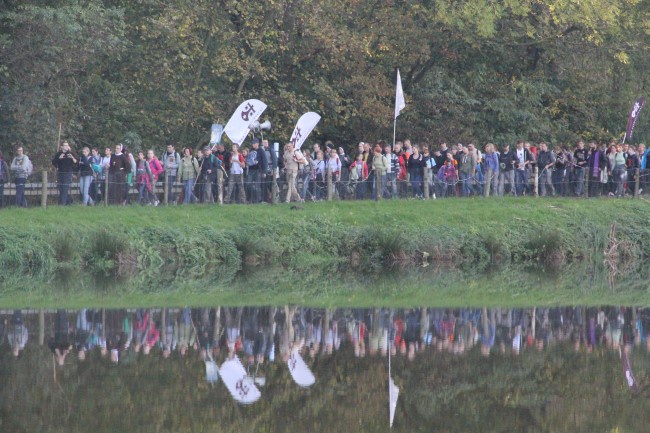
[246,150,258,167]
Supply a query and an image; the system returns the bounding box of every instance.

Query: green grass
[2,196,648,229]
[1,197,649,307]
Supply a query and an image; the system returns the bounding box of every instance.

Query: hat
[252,138,260,144]
[203,145,211,151]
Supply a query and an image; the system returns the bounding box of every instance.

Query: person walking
[10,146,33,207]
[283,142,305,203]
[52,141,78,205]
[162,143,181,204]
[179,147,200,204]
[108,143,130,205]
[225,144,246,204]
[0,151,9,208]
[78,147,95,205]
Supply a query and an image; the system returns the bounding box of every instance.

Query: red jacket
[350,161,368,180]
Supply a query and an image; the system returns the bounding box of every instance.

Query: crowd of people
[3,306,649,366]
[0,137,647,207]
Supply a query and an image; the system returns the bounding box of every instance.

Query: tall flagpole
[388,331,391,431]
[392,118,397,149]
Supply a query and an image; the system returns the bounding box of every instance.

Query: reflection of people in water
[323,309,340,355]
[176,308,197,357]
[49,310,72,366]
[404,309,420,361]
[143,319,159,356]
[224,307,242,360]
[160,308,175,359]
[106,310,131,363]
[306,309,322,358]
[74,308,92,361]
[9,305,650,371]
[8,310,28,357]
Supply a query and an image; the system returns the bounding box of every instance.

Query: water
[1,306,648,432]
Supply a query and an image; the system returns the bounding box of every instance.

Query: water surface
[1,306,648,432]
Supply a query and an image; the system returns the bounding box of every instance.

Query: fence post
[485,168,492,197]
[375,170,381,200]
[634,168,640,198]
[41,171,48,208]
[163,171,169,205]
[217,169,224,205]
[327,168,333,201]
[38,309,45,346]
[104,174,109,206]
[584,168,589,198]
[423,168,430,199]
[534,167,539,197]
[272,168,279,204]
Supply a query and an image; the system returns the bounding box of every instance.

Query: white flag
[395,69,406,119]
[209,123,224,146]
[224,99,267,145]
[389,376,399,428]
[290,112,321,151]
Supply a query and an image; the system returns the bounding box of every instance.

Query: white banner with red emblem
[290,112,321,151]
[224,99,267,145]
[220,356,262,404]
[287,349,316,387]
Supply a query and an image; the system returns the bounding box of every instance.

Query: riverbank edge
[0,198,648,306]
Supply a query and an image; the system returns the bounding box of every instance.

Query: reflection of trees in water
[2,307,650,432]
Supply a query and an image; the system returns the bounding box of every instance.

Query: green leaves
[0,0,647,165]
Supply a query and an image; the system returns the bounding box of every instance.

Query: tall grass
[0,198,648,283]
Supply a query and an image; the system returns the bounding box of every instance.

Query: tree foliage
[0,0,648,165]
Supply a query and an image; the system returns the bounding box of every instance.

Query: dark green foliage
[0,229,55,277]
[52,229,80,264]
[0,0,648,169]
[88,229,129,272]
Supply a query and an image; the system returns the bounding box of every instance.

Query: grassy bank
[1,198,649,306]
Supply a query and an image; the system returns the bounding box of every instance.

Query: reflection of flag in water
[220,356,262,404]
[620,348,639,393]
[389,376,399,428]
[288,350,316,387]
[205,359,219,383]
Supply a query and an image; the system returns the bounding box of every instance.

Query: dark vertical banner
[623,96,646,143]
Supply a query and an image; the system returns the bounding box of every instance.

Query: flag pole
[392,118,397,149]
[388,331,391,431]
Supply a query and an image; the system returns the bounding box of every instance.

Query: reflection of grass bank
[0,262,647,308]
